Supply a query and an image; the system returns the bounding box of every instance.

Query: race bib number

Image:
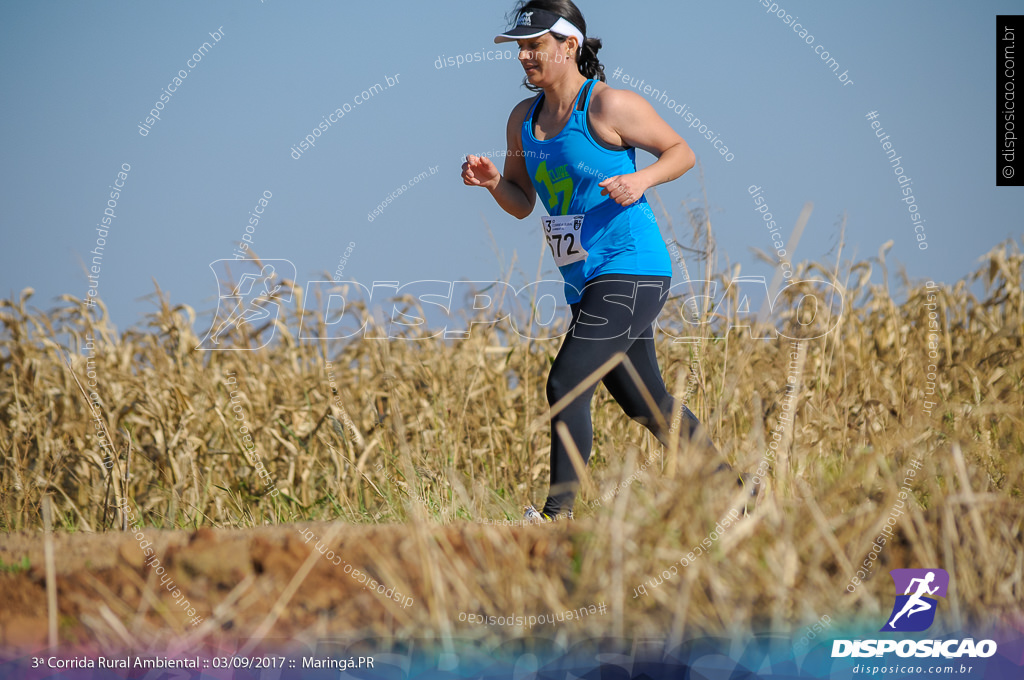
[541,214,588,266]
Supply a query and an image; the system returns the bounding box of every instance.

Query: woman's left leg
[601,334,719,454]
[541,274,673,516]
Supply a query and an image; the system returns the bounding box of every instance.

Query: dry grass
[1,211,1021,645]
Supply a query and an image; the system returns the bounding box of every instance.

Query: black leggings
[541,274,718,516]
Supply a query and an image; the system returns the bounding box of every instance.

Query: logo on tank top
[534,160,573,215]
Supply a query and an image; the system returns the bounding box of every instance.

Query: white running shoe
[523,504,573,522]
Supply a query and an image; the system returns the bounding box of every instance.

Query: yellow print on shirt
[535,161,573,215]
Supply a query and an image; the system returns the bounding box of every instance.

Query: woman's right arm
[462,99,537,220]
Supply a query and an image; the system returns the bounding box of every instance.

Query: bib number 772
[541,214,588,267]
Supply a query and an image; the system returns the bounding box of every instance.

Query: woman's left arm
[591,87,696,206]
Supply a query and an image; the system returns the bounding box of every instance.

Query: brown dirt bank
[0,521,583,653]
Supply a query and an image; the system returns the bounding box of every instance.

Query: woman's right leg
[541,301,621,516]
[541,276,671,516]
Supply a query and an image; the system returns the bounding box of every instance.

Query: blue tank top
[521,79,672,304]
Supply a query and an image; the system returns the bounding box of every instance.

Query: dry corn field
[0,231,1021,653]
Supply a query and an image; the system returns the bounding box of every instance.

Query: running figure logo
[880,568,949,632]
[196,259,295,351]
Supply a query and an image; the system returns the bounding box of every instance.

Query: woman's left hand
[598,173,649,207]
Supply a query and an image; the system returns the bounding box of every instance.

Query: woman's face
[517,33,574,84]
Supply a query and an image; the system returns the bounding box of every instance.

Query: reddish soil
[0,521,574,654]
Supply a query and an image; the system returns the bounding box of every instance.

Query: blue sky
[1,0,1020,331]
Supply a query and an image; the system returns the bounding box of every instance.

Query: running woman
[463,0,738,521]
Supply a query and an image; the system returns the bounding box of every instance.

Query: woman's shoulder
[503,95,542,146]
[510,94,540,119]
[505,95,541,134]
[588,80,644,115]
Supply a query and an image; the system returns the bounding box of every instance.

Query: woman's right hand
[462,155,500,190]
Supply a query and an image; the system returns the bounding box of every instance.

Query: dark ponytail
[576,35,605,82]
[508,0,604,91]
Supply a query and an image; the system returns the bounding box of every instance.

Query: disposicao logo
[881,568,948,632]
[831,568,997,659]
